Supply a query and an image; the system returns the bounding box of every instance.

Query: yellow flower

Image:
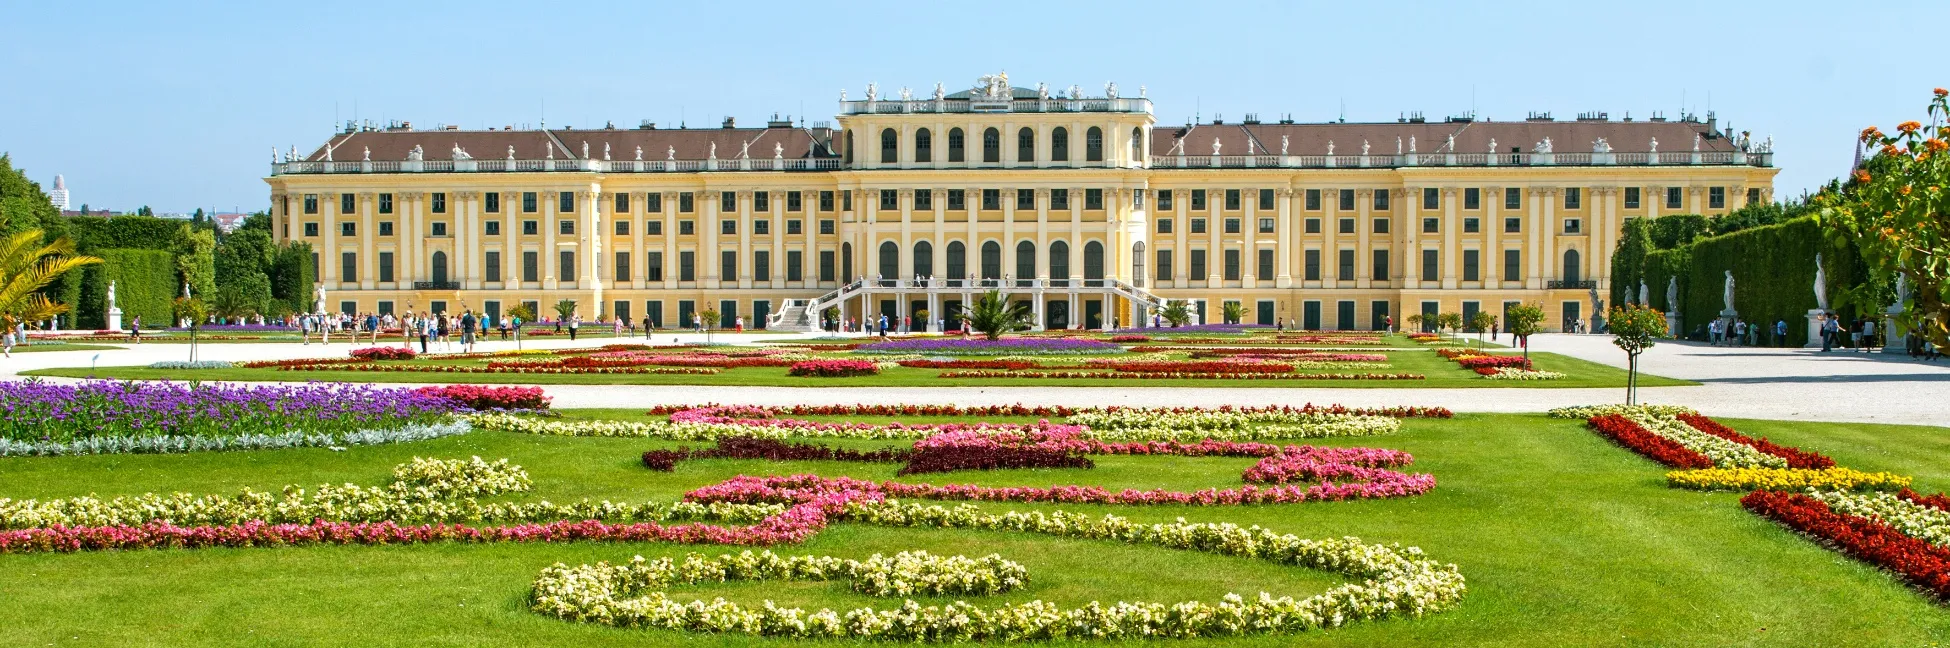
[1666,466,1910,491]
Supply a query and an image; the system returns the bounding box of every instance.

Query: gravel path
[6,332,1946,426]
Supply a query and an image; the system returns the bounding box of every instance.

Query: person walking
[1863,319,1877,352]
[641,316,652,340]
[461,309,478,353]
[568,313,581,341]
[1775,319,1788,347]
[1,316,13,358]
[129,315,142,345]
[417,313,431,354]
[735,316,745,333]
[1819,315,1837,352]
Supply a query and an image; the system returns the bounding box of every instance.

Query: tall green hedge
[68,216,184,252]
[1642,216,1866,345]
[269,243,316,314]
[72,249,175,329]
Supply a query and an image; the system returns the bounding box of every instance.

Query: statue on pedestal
[1813,253,1829,312]
[1667,277,1679,313]
[1639,279,1649,306]
[107,281,117,310]
[1722,270,1737,315]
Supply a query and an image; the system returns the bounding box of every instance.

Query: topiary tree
[1437,312,1464,340]
[1607,304,1668,405]
[822,306,839,331]
[507,302,537,349]
[959,289,1031,340]
[698,305,720,343]
[1468,311,1497,349]
[1823,88,1950,352]
[1504,303,1546,360]
[1159,301,1193,328]
[1404,313,1425,334]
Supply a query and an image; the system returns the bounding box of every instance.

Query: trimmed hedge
[74,249,176,329]
[270,243,316,314]
[1643,216,1866,345]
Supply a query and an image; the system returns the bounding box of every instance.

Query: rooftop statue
[452,144,471,161]
[635,146,643,161]
[774,142,784,157]
[363,146,370,162]
[1281,134,1289,155]
[1650,137,1659,153]
[1327,140,1334,155]
[1212,137,1222,156]
[1105,82,1118,99]
[1488,138,1497,153]
[1037,82,1048,100]
[602,142,610,161]
[667,145,676,160]
[324,143,333,162]
[508,145,515,160]
[1362,140,1370,155]
[865,82,877,102]
[933,82,945,101]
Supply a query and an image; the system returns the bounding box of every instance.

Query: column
[1034,189,1049,282]
[1599,187,1617,290]
[1070,187,1084,285]
[899,189,914,278]
[964,187,978,282]
[1104,188,1121,283]
[931,190,945,284]
[1206,188,1221,284]
[1242,190,1258,284]
[1275,188,1293,287]
[702,190,719,288]
[543,190,559,289]
[1527,188,1544,289]
[632,191,647,289]
[1441,188,1458,289]
[1403,187,1419,289]
[1647,185,1662,220]
[1322,188,1338,284]
[456,192,473,289]
[1688,186,1702,213]
[360,193,376,289]
[1173,189,1188,286]
[408,192,425,282]
[1484,187,1500,286]
[1356,189,1372,287]
[662,192,678,289]
[501,192,516,289]
[1541,188,1557,284]
[322,192,339,286]
[585,187,603,316]
[1001,188,1017,285]
[769,190,784,289]
[738,190,753,289]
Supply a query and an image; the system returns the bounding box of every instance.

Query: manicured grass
[9,343,122,353]
[0,412,1944,646]
[25,350,1692,389]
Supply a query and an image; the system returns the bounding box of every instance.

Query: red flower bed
[1899,489,1950,512]
[895,446,1093,476]
[641,403,1453,419]
[1585,414,1714,469]
[642,437,910,471]
[1454,355,1530,370]
[1110,335,1150,342]
[1743,490,1950,599]
[304,364,717,375]
[1106,361,1293,374]
[350,346,417,361]
[787,359,879,377]
[1472,367,1500,376]
[413,385,551,410]
[897,359,1039,370]
[1434,348,1480,359]
[936,370,1425,381]
[1676,413,1835,469]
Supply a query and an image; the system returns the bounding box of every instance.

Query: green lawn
[26,350,1691,389]
[0,412,1944,646]
[10,343,122,353]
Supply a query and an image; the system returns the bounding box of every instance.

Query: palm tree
[959,289,1031,340]
[1159,301,1193,328]
[1221,301,1248,325]
[0,229,102,335]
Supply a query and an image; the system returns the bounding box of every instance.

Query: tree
[507,302,537,349]
[958,289,1031,340]
[212,229,275,319]
[822,306,839,331]
[0,154,61,236]
[171,224,215,299]
[1468,311,1497,349]
[1437,312,1464,339]
[1221,301,1247,325]
[1404,313,1425,333]
[1607,304,1668,405]
[1822,88,1950,351]
[698,304,720,343]
[239,211,273,233]
[0,229,102,332]
[1159,301,1193,327]
[171,296,208,362]
[1504,303,1546,360]
[552,298,577,321]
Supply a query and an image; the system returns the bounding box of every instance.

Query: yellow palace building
[265,74,1777,332]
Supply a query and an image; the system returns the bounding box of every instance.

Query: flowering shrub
[643,402,1452,420]
[1666,467,1910,492]
[1104,360,1294,374]
[1109,334,1150,342]
[0,380,458,446]
[787,359,880,377]
[1546,404,1696,419]
[1810,490,1950,547]
[350,346,417,361]
[413,385,551,411]
[1068,409,1401,441]
[0,421,471,458]
[896,359,1038,370]
[1454,355,1531,370]
[855,338,1125,356]
[895,446,1093,476]
[1742,491,1950,600]
[147,361,236,370]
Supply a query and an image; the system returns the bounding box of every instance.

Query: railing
[411,281,461,290]
[836,97,1151,115]
[1545,280,1597,290]
[1145,150,1772,170]
[271,156,842,175]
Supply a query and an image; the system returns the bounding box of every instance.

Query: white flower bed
[530,500,1466,641]
[1622,411,1784,469]
[147,360,237,370]
[1480,368,1566,380]
[0,420,472,458]
[1545,404,1696,420]
[467,413,936,441]
[1067,410,1400,440]
[1808,490,1950,547]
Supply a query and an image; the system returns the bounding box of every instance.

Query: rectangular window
[340,222,355,237]
[1422,250,1438,282]
[340,252,356,282]
[1190,249,1208,278]
[1624,187,1641,209]
[1374,189,1390,210]
[1338,249,1355,279]
[378,222,394,237]
[1463,188,1480,210]
[1224,189,1241,211]
[1463,250,1479,281]
[1709,186,1726,209]
[387,193,403,214]
[1224,218,1240,234]
[614,192,630,213]
[484,251,501,283]
[946,189,966,210]
[1666,186,1683,209]
[1505,217,1521,233]
[1372,217,1390,234]
[522,192,538,212]
[787,250,803,281]
[614,220,630,235]
[1258,188,1275,210]
[1505,188,1522,210]
[614,251,631,282]
[645,193,662,213]
[754,250,770,282]
[818,219,835,235]
[720,220,736,235]
[1155,249,1172,282]
[485,192,502,213]
[1257,249,1274,280]
[1423,217,1439,233]
[1423,188,1439,210]
[719,250,737,281]
[753,191,769,212]
[1339,218,1355,234]
[1157,218,1173,234]
[679,251,696,281]
[1190,218,1207,234]
[485,220,501,236]
[522,251,538,282]
[522,220,538,235]
[819,250,836,282]
[1371,300,1391,332]
[560,192,576,213]
[677,301,694,330]
[838,190,850,212]
[680,192,696,212]
[558,250,575,282]
[1305,189,1321,211]
[1338,300,1356,331]
[915,190,932,211]
[1085,188,1104,210]
[880,189,898,210]
[786,219,802,235]
[1223,249,1240,281]
[1504,249,1521,281]
[1372,249,1390,281]
[1050,188,1069,210]
[559,220,574,235]
[818,191,834,211]
[1564,187,1582,210]
[303,194,319,214]
[1258,218,1275,233]
[1157,189,1173,209]
[378,252,394,283]
[1304,250,1321,281]
[646,252,664,281]
[1747,188,1761,206]
[679,220,695,236]
[430,222,447,237]
[1339,189,1355,211]
[1191,189,1207,211]
[645,221,663,235]
[754,220,772,235]
[1016,188,1034,210]
[786,191,802,212]
[340,193,355,214]
[1564,218,1582,234]
[1464,217,1480,233]
[981,189,1001,210]
[1305,218,1320,234]
[721,192,738,213]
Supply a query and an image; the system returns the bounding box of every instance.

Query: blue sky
[0,0,1935,212]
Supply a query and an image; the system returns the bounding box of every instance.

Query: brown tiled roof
[1152,120,1738,157]
[305,127,829,162]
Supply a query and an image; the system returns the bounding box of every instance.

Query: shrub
[351,346,417,361]
[787,359,879,377]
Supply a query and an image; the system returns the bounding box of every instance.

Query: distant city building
[213,212,249,232]
[48,175,69,210]
[62,209,122,218]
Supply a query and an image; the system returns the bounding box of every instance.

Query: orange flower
[1926,138,1949,152]
[1899,121,1923,134]
[1901,185,1913,195]
[1937,87,1949,97]
[1882,144,1901,157]
[1861,126,1883,141]
[1855,170,1873,183]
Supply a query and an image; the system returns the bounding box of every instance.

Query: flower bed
[895,446,1093,476]
[787,359,880,377]
[1811,489,1950,547]
[1665,467,1910,492]
[147,360,236,370]
[301,364,719,376]
[1480,368,1566,380]
[641,437,911,471]
[0,380,459,451]
[1584,415,1714,469]
[413,385,551,411]
[351,346,417,361]
[642,402,1454,419]
[1103,360,1295,374]
[896,359,1038,370]
[855,338,1125,355]
[1454,355,1531,370]
[937,370,1425,381]
[1742,491,1950,600]
[1676,413,1834,469]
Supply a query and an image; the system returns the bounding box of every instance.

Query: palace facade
[264,78,1777,332]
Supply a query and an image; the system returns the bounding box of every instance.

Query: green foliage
[1220,301,1247,324]
[73,249,175,328]
[239,211,273,233]
[959,290,1031,340]
[552,299,578,320]
[1649,214,1710,249]
[1822,89,1950,349]
[1645,216,1866,344]
[1504,303,1546,359]
[508,302,537,322]
[269,243,315,313]
[172,225,216,298]
[1609,218,1654,308]
[1436,312,1463,336]
[0,154,60,236]
[67,215,185,252]
[1607,304,1669,404]
[212,230,276,318]
[1159,301,1193,327]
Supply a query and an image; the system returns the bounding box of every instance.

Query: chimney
[722,116,736,129]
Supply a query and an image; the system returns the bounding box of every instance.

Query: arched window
[1131,127,1144,163]
[913,240,934,277]
[843,130,854,165]
[982,128,1001,163]
[914,128,932,163]
[947,128,965,163]
[1015,240,1036,280]
[878,241,899,279]
[1049,240,1070,280]
[1085,127,1104,162]
[1083,241,1105,281]
[880,128,898,164]
[946,241,967,278]
[1562,249,1581,284]
[1051,127,1069,162]
[980,241,1002,279]
[1017,127,1035,162]
[1131,241,1146,287]
[841,242,853,281]
[431,251,449,284]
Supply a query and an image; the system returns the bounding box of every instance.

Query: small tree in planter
[552,299,577,323]
[171,296,207,362]
[1468,311,1497,349]
[1437,312,1464,341]
[698,305,720,344]
[822,306,839,332]
[1404,313,1425,334]
[1221,301,1248,325]
[508,302,537,350]
[913,308,929,333]
[1160,301,1193,328]
[1504,303,1546,361]
[959,290,1031,340]
[1608,304,1668,405]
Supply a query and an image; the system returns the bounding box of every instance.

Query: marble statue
[1593,138,1612,153]
[1488,138,1497,153]
[1168,137,1184,156]
[1693,133,1702,151]
[1069,84,1081,100]
[839,89,847,102]
[708,142,717,159]
[667,145,676,160]
[1723,270,1737,314]
[1396,137,1402,154]
[865,82,878,102]
[290,145,298,163]
[1667,277,1678,311]
[363,146,371,161]
[107,281,117,309]
[1639,279,1649,306]
[1897,272,1911,303]
[1362,140,1370,155]
[1327,141,1334,156]
[1649,137,1659,154]
[1445,134,1454,151]
[324,143,333,162]
[1247,139,1256,155]
[933,82,945,101]
[1814,253,1829,311]
[1139,85,1146,98]
[1763,135,1773,152]
[507,145,515,160]
[1212,137,1222,156]
[899,86,911,101]
[1409,136,1417,153]
[739,138,751,159]
[1036,82,1048,100]
[272,146,279,163]
[635,146,643,161]
[452,144,471,160]
[603,142,611,160]
[1281,135,1289,155]
[774,142,784,157]
[407,145,424,161]
[581,141,589,159]
[1105,82,1118,99]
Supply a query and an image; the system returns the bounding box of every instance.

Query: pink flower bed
[787,359,880,377]
[350,346,416,361]
[412,385,551,410]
